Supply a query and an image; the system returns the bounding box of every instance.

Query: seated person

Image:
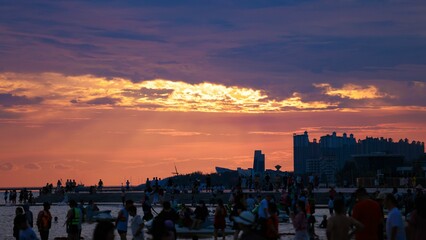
[319,215,328,228]
[191,201,209,229]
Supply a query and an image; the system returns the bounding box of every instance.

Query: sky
[0,0,425,187]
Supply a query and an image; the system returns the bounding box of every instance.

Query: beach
[0,202,330,240]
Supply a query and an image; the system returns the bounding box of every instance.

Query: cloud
[0,72,335,113]
[143,129,210,137]
[248,131,293,136]
[314,83,390,99]
[54,164,72,170]
[24,163,41,170]
[86,97,121,105]
[0,93,43,106]
[0,162,13,171]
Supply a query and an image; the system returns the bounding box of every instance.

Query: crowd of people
[4,189,35,205]
[8,179,426,240]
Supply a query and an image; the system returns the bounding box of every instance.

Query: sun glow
[314,83,390,99]
[0,72,334,113]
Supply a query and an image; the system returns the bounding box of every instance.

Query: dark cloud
[0,0,425,108]
[86,97,121,105]
[0,93,43,107]
[97,30,165,43]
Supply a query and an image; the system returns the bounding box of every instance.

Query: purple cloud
[0,93,43,106]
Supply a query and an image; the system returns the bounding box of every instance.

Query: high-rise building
[253,150,265,173]
[293,131,424,178]
[293,131,319,175]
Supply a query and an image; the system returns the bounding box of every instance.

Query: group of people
[13,202,53,240]
[4,189,35,205]
[324,187,426,240]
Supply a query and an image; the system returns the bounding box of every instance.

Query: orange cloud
[314,83,391,99]
[0,72,335,113]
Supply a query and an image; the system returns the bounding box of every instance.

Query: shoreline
[31,187,403,205]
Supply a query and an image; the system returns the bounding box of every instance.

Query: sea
[0,192,329,240]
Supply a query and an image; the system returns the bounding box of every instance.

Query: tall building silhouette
[253,150,265,173]
[293,131,319,175]
[293,131,425,179]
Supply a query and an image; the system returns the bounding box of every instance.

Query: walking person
[37,202,52,240]
[258,194,272,236]
[116,199,133,240]
[214,199,227,240]
[291,200,308,240]
[384,194,406,240]
[326,199,363,240]
[265,202,279,240]
[328,197,334,215]
[352,188,382,240]
[129,205,144,240]
[13,207,25,240]
[66,200,82,240]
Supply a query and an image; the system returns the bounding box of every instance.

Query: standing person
[328,197,334,215]
[384,194,406,240]
[407,195,426,240]
[13,207,25,240]
[66,200,82,240]
[246,194,256,212]
[16,214,39,240]
[23,204,34,228]
[121,186,126,206]
[36,202,52,240]
[98,179,103,192]
[258,195,272,236]
[326,199,363,240]
[291,200,308,240]
[230,194,246,240]
[214,199,227,240]
[352,188,382,240]
[4,189,8,204]
[116,199,134,240]
[142,195,154,221]
[265,202,279,240]
[128,205,144,240]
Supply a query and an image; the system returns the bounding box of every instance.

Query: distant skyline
[0,1,425,187]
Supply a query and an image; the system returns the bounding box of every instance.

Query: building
[306,158,320,175]
[320,156,338,184]
[253,150,265,173]
[293,131,319,175]
[352,153,404,177]
[319,132,357,170]
[293,131,425,182]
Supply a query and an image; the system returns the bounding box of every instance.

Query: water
[0,202,328,240]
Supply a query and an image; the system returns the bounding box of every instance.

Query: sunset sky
[0,1,425,187]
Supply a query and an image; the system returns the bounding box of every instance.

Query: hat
[233,211,255,225]
[416,184,423,189]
